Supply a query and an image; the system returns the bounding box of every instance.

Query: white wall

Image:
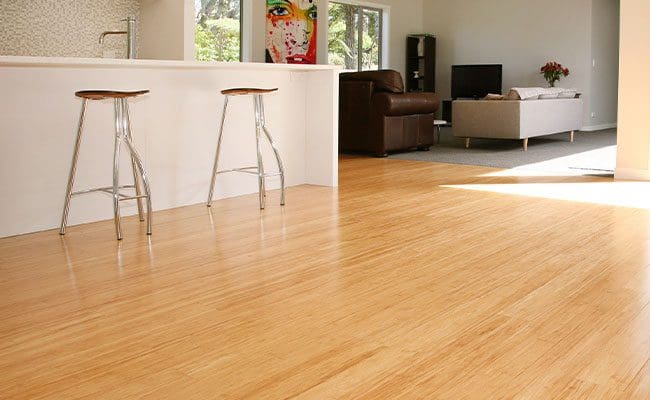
[0,0,140,58]
[249,0,267,63]
[140,0,195,61]
[422,0,619,129]
[591,0,620,128]
[248,0,424,79]
[615,0,650,180]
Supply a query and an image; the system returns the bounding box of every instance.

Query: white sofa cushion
[558,89,578,98]
[510,87,576,100]
[510,87,543,100]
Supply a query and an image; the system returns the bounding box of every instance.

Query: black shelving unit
[406,34,436,92]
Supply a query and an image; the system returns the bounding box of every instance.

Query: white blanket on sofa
[510,87,576,100]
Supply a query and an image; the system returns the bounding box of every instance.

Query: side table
[434,119,447,144]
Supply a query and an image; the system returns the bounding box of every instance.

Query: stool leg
[124,101,144,222]
[113,99,124,240]
[257,95,267,200]
[60,99,88,235]
[255,95,267,200]
[259,97,285,206]
[253,95,266,200]
[122,99,153,235]
[207,96,229,207]
[254,95,266,210]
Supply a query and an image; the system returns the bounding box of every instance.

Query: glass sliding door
[361,8,381,71]
[328,2,383,71]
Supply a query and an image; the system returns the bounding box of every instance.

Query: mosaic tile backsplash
[0,0,140,58]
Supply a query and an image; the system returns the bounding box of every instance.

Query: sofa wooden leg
[465,138,470,149]
[523,138,529,151]
[570,130,575,143]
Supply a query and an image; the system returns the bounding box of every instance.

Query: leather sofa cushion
[373,92,440,116]
[340,70,404,93]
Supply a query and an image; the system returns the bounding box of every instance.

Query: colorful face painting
[266,0,318,64]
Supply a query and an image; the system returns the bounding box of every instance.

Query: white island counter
[0,56,340,237]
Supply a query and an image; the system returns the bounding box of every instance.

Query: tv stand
[442,99,452,124]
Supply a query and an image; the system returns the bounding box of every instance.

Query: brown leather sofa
[339,70,440,157]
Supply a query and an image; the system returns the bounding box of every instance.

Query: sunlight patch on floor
[479,145,617,177]
[443,181,650,209]
[480,169,587,178]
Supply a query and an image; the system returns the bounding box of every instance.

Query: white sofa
[452,97,584,151]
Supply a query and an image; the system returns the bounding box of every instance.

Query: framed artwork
[266,0,318,64]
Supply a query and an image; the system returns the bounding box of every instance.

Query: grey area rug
[389,128,617,175]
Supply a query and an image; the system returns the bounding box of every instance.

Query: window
[328,2,383,71]
[195,0,242,62]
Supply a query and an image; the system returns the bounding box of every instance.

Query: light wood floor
[2,156,650,399]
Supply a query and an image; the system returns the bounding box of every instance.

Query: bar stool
[59,90,152,240]
[207,88,286,209]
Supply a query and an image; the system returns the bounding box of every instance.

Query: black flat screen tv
[451,64,503,99]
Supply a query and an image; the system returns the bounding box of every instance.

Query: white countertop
[0,55,343,72]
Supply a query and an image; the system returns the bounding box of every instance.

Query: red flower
[540,61,570,86]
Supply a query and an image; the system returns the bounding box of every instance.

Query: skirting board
[581,123,617,132]
[615,167,650,181]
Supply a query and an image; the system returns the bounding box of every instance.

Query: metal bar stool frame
[59,91,152,240]
[207,89,286,210]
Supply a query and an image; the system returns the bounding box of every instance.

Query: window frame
[328,1,386,71]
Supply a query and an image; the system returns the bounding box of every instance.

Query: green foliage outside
[195,19,240,62]
[328,3,357,69]
[328,2,380,71]
[195,0,240,62]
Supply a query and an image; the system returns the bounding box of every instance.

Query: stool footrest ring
[71,185,149,201]
[71,185,136,196]
[118,195,149,202]
[216,168,282,177]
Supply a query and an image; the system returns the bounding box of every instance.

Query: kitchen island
[0,56,340,237]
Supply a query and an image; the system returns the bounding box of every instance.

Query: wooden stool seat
[75,90,150,100]
[220,88,278,96]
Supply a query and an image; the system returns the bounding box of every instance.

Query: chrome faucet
[99,17,137,59]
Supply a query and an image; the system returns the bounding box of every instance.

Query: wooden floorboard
[1,156,650,399]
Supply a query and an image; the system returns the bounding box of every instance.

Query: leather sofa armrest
[373,92,440,116]
[340,80,374,128]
